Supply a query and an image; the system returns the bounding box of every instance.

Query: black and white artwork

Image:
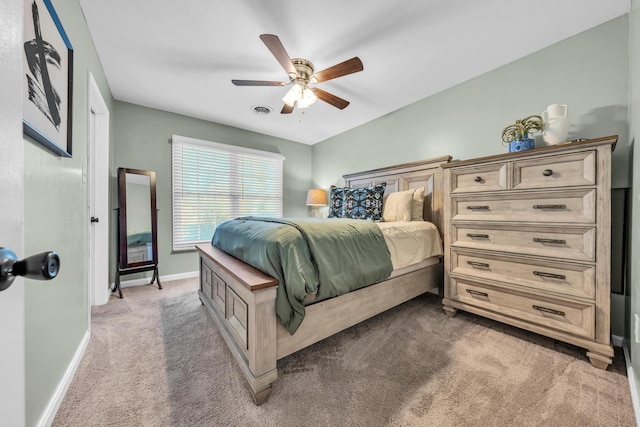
[23,0,73,157]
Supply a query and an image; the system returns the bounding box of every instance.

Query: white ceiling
[78,0,629,145]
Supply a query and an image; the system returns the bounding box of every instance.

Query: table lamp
[306,189,327,218]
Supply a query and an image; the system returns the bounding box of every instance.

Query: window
[171,135,284,251]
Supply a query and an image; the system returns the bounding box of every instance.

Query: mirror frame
[117,168,158,269]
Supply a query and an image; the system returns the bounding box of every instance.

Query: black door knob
[91,217,99,223]
[0,248,60,291]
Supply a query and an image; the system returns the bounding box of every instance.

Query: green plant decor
[502,115,544,143]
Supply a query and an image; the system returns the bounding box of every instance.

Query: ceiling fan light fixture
[282,82,317,109]
[282,83,302,107]
[302,87,317,106]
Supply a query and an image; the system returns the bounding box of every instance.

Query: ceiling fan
[232,34,364,114]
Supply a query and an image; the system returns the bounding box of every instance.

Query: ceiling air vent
[251,105,272,116]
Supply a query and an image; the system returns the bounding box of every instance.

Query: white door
[0,0,26,425]
[88,73,110,306]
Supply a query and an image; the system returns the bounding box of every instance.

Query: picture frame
[23,0,74,158]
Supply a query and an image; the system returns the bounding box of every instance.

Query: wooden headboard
[342,155,452,235]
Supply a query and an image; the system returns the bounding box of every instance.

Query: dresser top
[441,135,617,169]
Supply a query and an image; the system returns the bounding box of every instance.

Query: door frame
[87,72,110,308]
[0,0,26,425]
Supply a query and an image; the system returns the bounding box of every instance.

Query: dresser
[441,136,617,369]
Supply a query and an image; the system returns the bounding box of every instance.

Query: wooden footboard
[197,243,442,404]
[197,244,278,404]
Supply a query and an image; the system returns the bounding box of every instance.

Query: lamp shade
[283,82,318,109]
[298,87,317,108]
[306,189,327,206]
[282,83,302,107]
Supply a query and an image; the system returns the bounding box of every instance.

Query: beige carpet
[53,278,636,426]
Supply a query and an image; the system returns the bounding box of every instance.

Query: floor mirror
[114,167,161,297]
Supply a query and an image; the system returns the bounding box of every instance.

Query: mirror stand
[113,168,162,298]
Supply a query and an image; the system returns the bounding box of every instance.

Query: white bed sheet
[376,221,443,269]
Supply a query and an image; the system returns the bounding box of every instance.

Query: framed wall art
[23,0,74,158]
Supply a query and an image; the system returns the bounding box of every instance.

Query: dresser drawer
[513,151,596,190]
[450,250,596,299]
[451,224,595,262]
[451,189,595,223]
[451,279,595,339]
[450,163,508,193]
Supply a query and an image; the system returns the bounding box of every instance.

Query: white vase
[542,103,569,146]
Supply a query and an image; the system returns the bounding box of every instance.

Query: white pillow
[382,189,415,222]
[411,187,426,221]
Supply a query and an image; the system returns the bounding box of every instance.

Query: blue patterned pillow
[328,185,346,218]
[343,183,386,221]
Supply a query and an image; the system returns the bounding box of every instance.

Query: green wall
[23,1,114,425]
[112,101,313,279]
[312,16,630,337]
[628,0,640,406]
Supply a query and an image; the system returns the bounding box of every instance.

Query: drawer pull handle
[542,169,553,176]
[533,305,566,316]
[466,289,489,297]
[532,204,566,210]
[467,261,490,268]
[533,238,567,245]
[467,233,489,239]
[467,205,490,211]
[474,176,482,182]
[533,271,566,280]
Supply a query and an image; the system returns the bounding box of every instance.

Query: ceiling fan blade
[281,103,295,114]
[260,34,297,76]
[311,57,363,83]
[232,79,286,86]
[311,88,350,110]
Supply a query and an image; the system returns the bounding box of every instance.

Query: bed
[196,155,451,404]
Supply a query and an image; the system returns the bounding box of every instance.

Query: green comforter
[212,217,393,334]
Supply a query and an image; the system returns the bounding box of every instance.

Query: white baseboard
[38,331,90,427]
[117,270,199,289]
[622,339,640,427]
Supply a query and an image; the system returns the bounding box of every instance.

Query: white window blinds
[171,135,284,251]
